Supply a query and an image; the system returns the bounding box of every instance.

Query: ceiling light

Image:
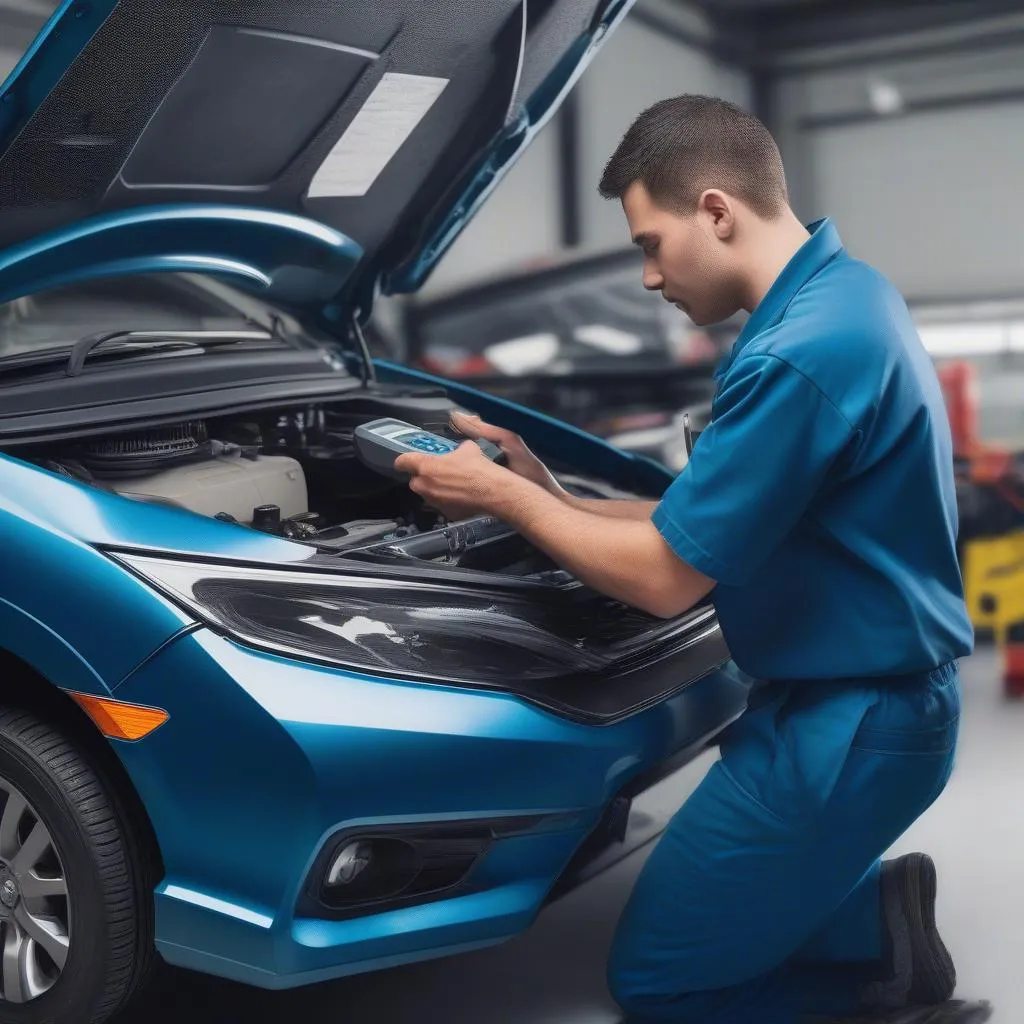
[867,78,904,116]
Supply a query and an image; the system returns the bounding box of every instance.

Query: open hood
[0,0,634,316]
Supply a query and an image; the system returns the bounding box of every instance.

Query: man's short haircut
[598,95,789,219]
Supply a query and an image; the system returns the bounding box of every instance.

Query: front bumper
[111,627,749,989]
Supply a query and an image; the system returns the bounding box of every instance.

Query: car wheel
[0,707,154,1024]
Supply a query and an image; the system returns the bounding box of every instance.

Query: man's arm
[495,476,713,616]
[558,493,659,520]
[394,442,712,616]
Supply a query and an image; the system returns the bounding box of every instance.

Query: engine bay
[25,387,639,579]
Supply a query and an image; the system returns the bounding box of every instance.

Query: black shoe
[806,999,994,1023]
[862,853,956,1009]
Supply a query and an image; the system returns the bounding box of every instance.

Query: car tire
[0,706,155,1024]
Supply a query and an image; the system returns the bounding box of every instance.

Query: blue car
[0,2,749,1021]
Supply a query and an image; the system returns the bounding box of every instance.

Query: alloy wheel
[0,779,70,1004]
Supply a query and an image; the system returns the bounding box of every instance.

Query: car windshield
[0,272,301,357]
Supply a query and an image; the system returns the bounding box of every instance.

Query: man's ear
[697,189,736,240]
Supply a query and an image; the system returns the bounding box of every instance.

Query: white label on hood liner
[308,73,449,198]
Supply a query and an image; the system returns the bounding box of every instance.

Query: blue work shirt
[652,218,974,681]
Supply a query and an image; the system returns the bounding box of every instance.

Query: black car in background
[369,248,744,469]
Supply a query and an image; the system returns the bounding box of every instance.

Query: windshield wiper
[0,329,281,380]
[64,328,276,376]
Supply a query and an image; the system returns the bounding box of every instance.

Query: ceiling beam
[753,0,1024,57]
[630,4,758,68]
[798,82,1024,131]
[679,0,1024,70]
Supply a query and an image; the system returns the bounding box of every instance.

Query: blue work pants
[607,661,961,1024]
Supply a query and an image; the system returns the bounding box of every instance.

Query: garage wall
[417,119,563,297]
[421,0,751,297]
[577,9,751,251]
[1,33,29,80]
[0,49,19,79]
[772,35,1024,301]
[1,0,52,79]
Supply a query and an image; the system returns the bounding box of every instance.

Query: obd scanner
[354,417,505,479]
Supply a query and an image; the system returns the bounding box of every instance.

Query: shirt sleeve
[652,353,858,588]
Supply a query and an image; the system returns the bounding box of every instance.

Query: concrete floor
[115,648,1022,1023]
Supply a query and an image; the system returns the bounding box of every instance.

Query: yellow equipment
[962,529,1024,641]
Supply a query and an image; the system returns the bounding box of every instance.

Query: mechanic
[394,95,986,1024]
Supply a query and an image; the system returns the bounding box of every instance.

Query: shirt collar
[713,217,845,380]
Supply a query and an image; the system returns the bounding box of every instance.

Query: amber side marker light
[69,693,169,741]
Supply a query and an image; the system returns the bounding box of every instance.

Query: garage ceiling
[684,0,1024,54]
[4,0,1023,78]
[3,0,1023,53]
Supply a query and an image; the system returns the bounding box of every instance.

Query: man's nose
[642,265,664,291]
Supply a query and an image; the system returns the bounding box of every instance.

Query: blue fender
[0,596,111,698]
[0,468,195,692]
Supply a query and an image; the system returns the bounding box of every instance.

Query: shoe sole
[904,853,957,1004]
[963,1000,995,1024]
[919,998,994,1023]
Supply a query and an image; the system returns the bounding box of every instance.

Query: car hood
[0,0,633,317]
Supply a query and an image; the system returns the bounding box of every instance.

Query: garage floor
[114,647,1021,1023]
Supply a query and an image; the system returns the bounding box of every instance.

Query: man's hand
[449,411,562,495]
[450,411,656,521]
[394,440,509,521]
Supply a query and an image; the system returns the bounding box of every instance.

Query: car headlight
[113,553,683,684]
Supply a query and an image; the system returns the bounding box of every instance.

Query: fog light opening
[313,829,496,913]
[319,836,419,907]
[326,841,374,887]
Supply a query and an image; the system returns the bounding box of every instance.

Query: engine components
[112,453,308,523]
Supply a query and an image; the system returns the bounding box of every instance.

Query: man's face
[621,181,741,327]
